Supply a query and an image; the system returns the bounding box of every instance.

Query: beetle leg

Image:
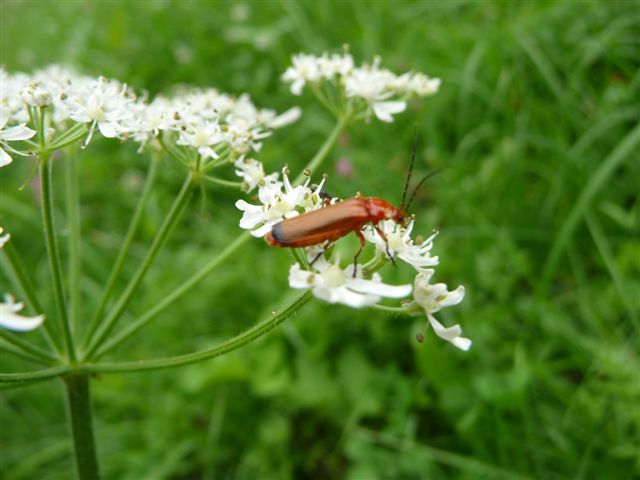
[309,240,332,267]
[374,225,396,267]
[352,229,367,277]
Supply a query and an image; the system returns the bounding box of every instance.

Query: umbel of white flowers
[236,167,470,351]
[282,51,441,123]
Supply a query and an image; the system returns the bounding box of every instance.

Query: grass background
[1,1,639,478]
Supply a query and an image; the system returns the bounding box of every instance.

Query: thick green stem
[83,173,194,358]
[80,291,312,374]
[93,232,251,358]
[65,375,100,480]
[82,157,159,349]
[66,148,81,336]
[41,155,76,362]
[296,114,349,181]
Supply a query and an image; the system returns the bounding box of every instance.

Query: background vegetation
[1,1,639,478]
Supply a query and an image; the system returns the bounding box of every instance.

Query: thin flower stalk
[82,156,159,349]
[65,147,81,335]
[0,331,58,364]
[83,173,194,359]
[40,155,76,362]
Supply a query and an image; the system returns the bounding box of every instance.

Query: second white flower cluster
[236,168,470,350]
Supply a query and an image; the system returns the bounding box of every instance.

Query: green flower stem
[81,291,313,374]
[0,331,59,364]
[0,365,71,386]
[1,244,61,353]
[41,154,76,362]
[66,148,81,336]
[83,173,194,359]
[49,122,88,149]
[296,114,349,181]
[204,176,243,189]
[371,304,414,314]
[64,374,101,480]
[92,232,252,358]
[82,157,159,350]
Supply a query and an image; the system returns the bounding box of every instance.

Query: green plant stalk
[0,330,59,364]
[82,156,159,350]
[84,173,194,358]
[0,365,71,386]
[1,340,50,364]
[66,148,81,337]
[1,245,60,353]
[82,291,313,374]
[41,155,76,362]
[65,375,100,480]
[203,175,243,188]
[298,113,349,179]
[93,232,251,358]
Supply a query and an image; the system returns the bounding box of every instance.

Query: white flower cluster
[1,66,299,175]
[282,52,441,123]
[235,170,469,350]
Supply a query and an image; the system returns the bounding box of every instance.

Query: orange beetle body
[265,197,406,262]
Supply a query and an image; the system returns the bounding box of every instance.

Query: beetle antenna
[401,126,418,210]
[405,169,440,213]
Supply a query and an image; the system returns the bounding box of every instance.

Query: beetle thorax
[366,197,403,224]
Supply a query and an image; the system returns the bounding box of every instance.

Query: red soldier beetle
[265,131,438,274]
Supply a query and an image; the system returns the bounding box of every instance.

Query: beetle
[265,132,437,273]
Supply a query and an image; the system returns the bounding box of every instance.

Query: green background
[1,1,639,478]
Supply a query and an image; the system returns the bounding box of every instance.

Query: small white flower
[235,167,312,237]
[282,53,324,95]
[413,269,470,351]
[289,255,412,308]
[177,117,225,160]
[0,227,10,248]
[21,82,52,107]
[0,294,45,332]
[0,108,36,167]
[264,106,302,129]
[363,220,439,271]
[234,157,278,192]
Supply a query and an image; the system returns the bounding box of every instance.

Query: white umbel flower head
[0,294,45,332]
[289,254,412,308]
[234,157,279,192]
[413,269,470,351]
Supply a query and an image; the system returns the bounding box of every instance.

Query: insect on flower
[265,131,438,274]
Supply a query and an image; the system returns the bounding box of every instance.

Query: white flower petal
[0,148,12,167]
[2,124,37,141]
[267,107,301,128]
[0,294,45,332]
[348,277,412,298]
[372,101,406,122]
[427,314,471,351]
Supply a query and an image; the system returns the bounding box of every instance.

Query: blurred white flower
[0,294,45,332]
[0,107,36,167]
[176,117,225,160]
[289,254,412,308]
[363,220,439,271]
[413,269,470,350]
[0,227,10,248]
[282,51,441,123]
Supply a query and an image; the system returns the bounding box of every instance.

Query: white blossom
[413,269,470,350]
[234,157,278,192]
[282,51,440,123]
[289,254,412,308]
[0,107,36,167]
[0,227,10,248]
[363,220,439,271]
[235,167,316,237]
[0,294,45,332]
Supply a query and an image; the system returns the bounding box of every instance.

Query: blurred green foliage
[1,1,639,479]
